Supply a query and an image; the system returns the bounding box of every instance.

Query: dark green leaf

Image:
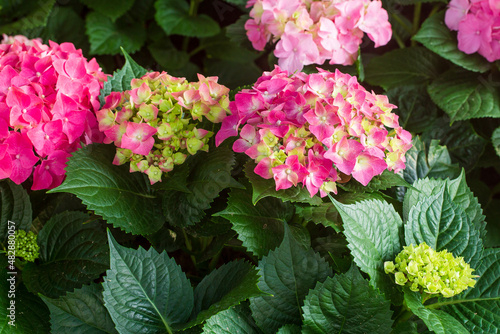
[249,226,332,333]
[214,186,293,258]
[162,147,240,227]
[331,197,403,302]
[404,290,469,334]
[403,136,460,185]
[276,324,301,334]
[205,59,262,89]
[86,12,146,55]
[441,248,500,333]
[102,230,193,333]
[200,31,259,63]
[339,169,412,193]
[413,12,491,73]
[147,38,197,78]
[245,162,322,206]
[0,273,50,333]
[41,282,117,334]
[403,172,486,239]
[50,144,164,235]
[386,86,439,133]
[421,119,487,171]
[295,203,341,232]
[23,211,109,299]
[41,6,89,54]
[302,266,393,334]
[405,185,483,268]
[391,322,418,334]
[365,47,447,90]
[427,69,500,121]
[155,0,220,37]
[202,304,260,334]
[186,260,265,328]
[492,127,500,157]
[0,180,31,243]
[81,0,135,21]
[0,0,55,34]
[99,48,147,106]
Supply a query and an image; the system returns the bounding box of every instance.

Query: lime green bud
[386,243,477,298]
[14,230,39,262]
[395,272,408,286]
[384,261,395,274]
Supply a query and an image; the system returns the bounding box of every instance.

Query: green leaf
[41,6,89,54]
[86,11,146,55]
[0,274,50,333]
[413,12,491,73]
[339,169,412,193]
[41,282,117,334]
[428,68,500,121]
[390,322,418,334]
[81,0,135,21]
[215,186,293,258]
[0,0,55,34]
[421,119,487,171]
[403,171,486,239]
[202,304,260,334]
[245,162,322,206]
[294,203,341,232]
[440,248,500,333]
[186,260,265,328]
[99,48,147,106]
[50,144,164,235]
[0,180,31,243]
[405,184,483,267]
[162,147,240,227]
[155,0,220,37]
[23,211,109,299]
[249,226,332,333]
[200,31,259,63]
[102,230,194,334]
[403,136,460,185]
[493,127,500,157]
[386,86,439,134]
[302,266,393,334]
[365,46,447,90]
[276,324,301,334]
[205,59,262,89]
[331,197,403,302]
[404,290,469,334]
[147,38,198,79]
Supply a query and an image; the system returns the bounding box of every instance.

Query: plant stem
[426,297,500,309]
[411,2,422,46]
[182,229,197,266]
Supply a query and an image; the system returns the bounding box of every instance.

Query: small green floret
[384,243,477,298]
[14,230,39,262]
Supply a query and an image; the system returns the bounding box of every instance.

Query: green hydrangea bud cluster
[14,230,39,262]
[97,72,230,184]
[384,243,477,298]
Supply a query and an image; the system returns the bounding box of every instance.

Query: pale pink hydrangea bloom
[0,35,107,190]
[445,0,500,62]
[245,0,392,72]
[216,66,412,197]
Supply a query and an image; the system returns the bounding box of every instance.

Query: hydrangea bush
[0,0,500,333]
[0,35,106,190]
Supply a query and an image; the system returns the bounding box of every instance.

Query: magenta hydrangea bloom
[0,35,107,189]
[216,66,412,197]
[445,0,500,62]
[245,0,392,72]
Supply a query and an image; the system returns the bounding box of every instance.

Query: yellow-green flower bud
[386,243,478,298]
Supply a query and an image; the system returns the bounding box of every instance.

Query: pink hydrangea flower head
[97,71,230,184]
[0,35,107,189]
[245,0,392,69]
[216,66,411,197]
